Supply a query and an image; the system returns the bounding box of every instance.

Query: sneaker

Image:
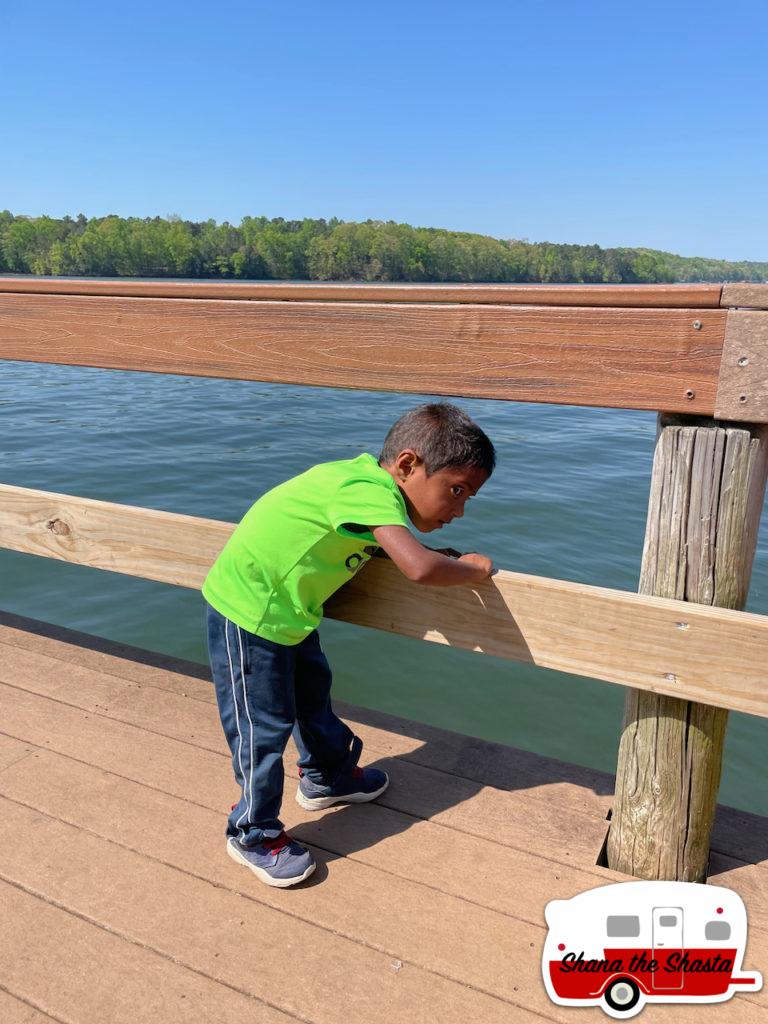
[296,764,390,811]
[226,832,316,888]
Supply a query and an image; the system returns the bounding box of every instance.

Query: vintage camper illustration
[543,880,762,1018]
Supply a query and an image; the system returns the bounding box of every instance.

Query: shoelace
[261,831,291,855]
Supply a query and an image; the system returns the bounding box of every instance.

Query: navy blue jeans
[206,603,357,846]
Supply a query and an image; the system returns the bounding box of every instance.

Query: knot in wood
[46,518,71,536]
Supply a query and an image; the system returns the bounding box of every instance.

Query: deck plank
[1,611,761,864]
[0,988,60,1024]
[0,638,617,860]
[0,669,615,878]
[0,746,577,1016]
[0,881,298,1024]
[2,631,765,881]
[0,621,613,796]
[0,617,765,1021]
[2,725,765,943]
[0,739,764,1022]
[0,733,36,773]
[0,795,554,1024]
[0,690,611,924]
[1,621,765,886]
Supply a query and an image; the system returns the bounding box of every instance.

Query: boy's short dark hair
[379,401,496,477]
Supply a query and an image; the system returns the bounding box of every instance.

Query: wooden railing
[2,277,768,883]
[1,482,767,719]
[1,278,765,419]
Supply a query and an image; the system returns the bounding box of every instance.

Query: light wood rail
[2,482,768,718]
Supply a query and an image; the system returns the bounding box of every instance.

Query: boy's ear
[395,449,421,477]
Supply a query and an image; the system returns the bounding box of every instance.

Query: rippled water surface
[2,360,767,815]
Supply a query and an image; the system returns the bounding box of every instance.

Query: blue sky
[1,1,766,261]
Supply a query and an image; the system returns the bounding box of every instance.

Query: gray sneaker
[296,764,389,811]
[226,832,316,888]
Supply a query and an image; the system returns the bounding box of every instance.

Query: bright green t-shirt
[202,453,409,645]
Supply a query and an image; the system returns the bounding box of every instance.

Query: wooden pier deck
[0,609,766,1023]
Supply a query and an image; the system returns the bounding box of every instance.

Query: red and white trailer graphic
[543,880,762,1017]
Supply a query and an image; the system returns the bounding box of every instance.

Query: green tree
[1,210,767,284]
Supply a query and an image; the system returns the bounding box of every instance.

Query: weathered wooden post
[609,291,768,881]
[608,409,768,880]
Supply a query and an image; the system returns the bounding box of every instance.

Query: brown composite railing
[2,277,768,882]
[1,278,764,419]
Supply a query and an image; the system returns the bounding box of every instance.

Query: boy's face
[383,450,489,533]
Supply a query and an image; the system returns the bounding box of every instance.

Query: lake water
[2,359,767,815]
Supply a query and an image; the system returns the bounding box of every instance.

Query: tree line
[0,210,765,283]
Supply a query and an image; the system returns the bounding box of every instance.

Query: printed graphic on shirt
[345,545,379,574]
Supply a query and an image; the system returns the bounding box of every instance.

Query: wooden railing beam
[2,483,768,718]
[0,293,727,416]
[0,278,725,308]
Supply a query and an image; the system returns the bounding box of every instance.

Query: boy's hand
[457,552,494,580]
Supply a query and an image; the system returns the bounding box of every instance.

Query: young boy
[203,401,495,888]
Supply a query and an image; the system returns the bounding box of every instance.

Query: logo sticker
[542,880,762,1018]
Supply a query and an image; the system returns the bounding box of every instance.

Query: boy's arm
[370,525,493,586]
[372,543,461,559]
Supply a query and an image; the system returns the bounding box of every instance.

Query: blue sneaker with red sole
[296,765,389,809]
[295,737,389,811]
[226,831,316,888]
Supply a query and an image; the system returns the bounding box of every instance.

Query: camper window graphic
[543,880,762,1018]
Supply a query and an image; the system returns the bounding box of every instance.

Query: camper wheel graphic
[603,978,641,1013]
[542,880,762,1018]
